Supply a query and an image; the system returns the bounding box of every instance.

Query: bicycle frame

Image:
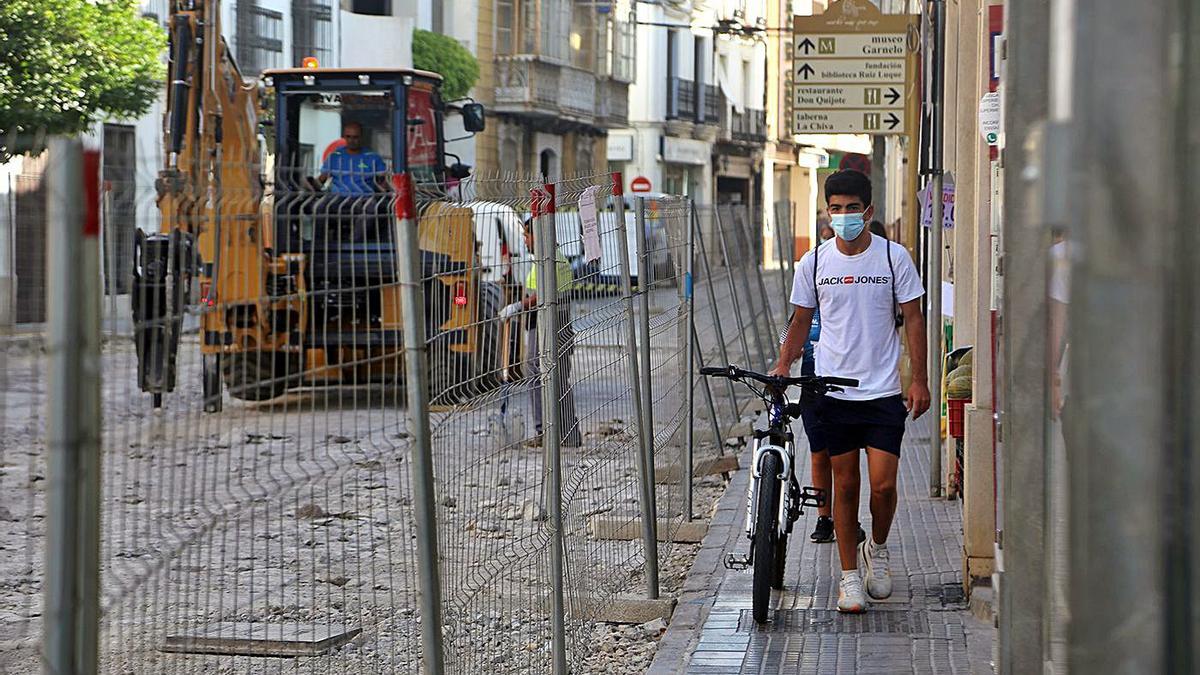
[745,399,794,543]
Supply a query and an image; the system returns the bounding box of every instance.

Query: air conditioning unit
[732,8,745,21]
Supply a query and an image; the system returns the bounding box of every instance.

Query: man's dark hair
[824,169,872,207]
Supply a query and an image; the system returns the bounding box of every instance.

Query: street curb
[647,445,751,675]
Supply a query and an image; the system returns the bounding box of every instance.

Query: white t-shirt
[790,234,924,401]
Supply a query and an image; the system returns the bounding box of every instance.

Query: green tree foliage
[0,0,166,157]
[412,29,479,101]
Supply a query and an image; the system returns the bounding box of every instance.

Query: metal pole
[692,322,726,453]
[44,139,102,675]
[927,0,946,497]
[532,183,570,669]
[616,190,660,598]
[743,210,780,347]
[694,207,740,419]
[713,207,756,367]
[774,202,791,300]
[996,3,1050,672]
[392,174,445,675]
[1064,0,1192,671]
[634,196,661,592]
[684,199,696,521]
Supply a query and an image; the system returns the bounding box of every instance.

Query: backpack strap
[886,238,903,328]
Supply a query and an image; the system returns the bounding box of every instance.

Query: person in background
[869,220,888,239]
[316,122,387,196]
[499,217,582,448]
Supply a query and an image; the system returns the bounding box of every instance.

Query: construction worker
[499,217,582,448]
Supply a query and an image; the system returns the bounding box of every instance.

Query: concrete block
[654,454,740,483]
[589,516,709,543]
[968,583,995,625]
[162,622,360,657]
[591,595,677,624]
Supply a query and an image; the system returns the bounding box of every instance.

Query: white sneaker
[837,572,867,613]
[860,539,893,599]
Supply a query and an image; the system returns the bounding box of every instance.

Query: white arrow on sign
[794,59,906,84]
[793,33,908,59]
[793,109,906,135]
[793,84,904,110]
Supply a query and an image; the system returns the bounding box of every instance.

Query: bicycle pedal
[723,553,751,570]
[800,486,826,508]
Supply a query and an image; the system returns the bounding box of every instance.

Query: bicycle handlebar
[698,365,859,390]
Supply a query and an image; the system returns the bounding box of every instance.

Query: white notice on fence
[579,185,601,262]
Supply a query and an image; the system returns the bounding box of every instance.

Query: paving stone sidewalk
[648,416,996,674]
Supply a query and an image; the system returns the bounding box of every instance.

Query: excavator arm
[134,0,268,409]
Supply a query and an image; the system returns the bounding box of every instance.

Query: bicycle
[699,364,858,623]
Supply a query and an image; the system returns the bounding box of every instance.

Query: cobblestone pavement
[649,415,996,674]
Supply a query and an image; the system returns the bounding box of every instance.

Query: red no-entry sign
[630,176,652,193]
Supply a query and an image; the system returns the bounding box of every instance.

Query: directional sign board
[791,0,918,136]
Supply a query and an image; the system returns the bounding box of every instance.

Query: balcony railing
[666,77,697,121]
[699,84,723,125]
[732,108,767,141]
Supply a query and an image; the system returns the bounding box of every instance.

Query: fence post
[532,183,570,670]
[615,188,659,599]
[391,173,445,675]
[44,138,102,675]
[691,322,726,452]
[683,200,696,521]
[634,196,661,593]
[741,209,780,345]
[693,207,740,420]
[713,207,759,367]
[773,202,792,300]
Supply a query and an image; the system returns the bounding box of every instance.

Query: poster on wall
[918,173,956,229]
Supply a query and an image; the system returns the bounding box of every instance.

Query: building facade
[469,0,634,178]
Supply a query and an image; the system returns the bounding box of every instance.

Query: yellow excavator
[132,0,497,412]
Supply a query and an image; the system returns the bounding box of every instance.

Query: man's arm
[901,299,931,418]
[769,305,815,377]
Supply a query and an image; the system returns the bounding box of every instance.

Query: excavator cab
[134,62,496,411]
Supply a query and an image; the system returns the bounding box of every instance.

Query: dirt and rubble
[0,319,737,674]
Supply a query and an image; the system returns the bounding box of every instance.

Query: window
[496,0,516,54]
[235,3,284,74]
[292,0,333,67]
[569,0,594,70]
[610,18,635,83]
[540,0,570,62]
[102,124,136,295]
[349,0,390,16]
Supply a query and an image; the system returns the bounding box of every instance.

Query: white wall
[340,12,413,68]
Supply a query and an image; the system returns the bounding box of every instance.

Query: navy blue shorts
[797,390,827,453]
[808,394,908,457]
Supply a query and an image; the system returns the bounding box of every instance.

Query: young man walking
[771,170,931,613]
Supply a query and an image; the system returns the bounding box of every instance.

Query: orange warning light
[302,57,319,69]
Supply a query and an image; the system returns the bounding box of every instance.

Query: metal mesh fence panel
[3,136,793,673]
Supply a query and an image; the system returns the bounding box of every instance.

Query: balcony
[496,56,618,126]
[666,77,697,121]
[598,80,629,128]
[731,109,767,142]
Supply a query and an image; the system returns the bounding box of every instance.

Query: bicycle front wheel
[752,452,783,623]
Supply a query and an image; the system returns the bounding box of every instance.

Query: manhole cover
[929,582,966,607]
[738,609,930,635]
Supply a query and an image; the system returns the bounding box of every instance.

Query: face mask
[830,212,866,241]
